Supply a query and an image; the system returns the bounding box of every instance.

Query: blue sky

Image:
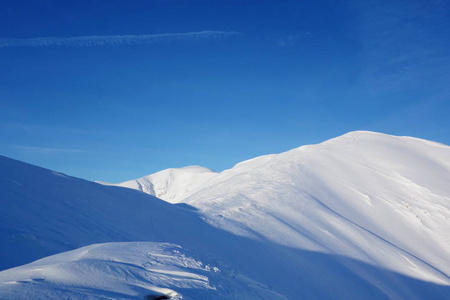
[1,0,449,182]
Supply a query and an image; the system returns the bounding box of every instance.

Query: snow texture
[1,131,450,299]
[0,242,283,300]
[117,166,217,203]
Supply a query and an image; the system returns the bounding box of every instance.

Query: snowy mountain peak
[5,132,449,299]
[180,131,450,286]
[116,165,218,203]
[320,130,446,148]
[112,131,450,206]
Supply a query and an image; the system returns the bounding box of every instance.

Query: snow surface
[117,166,218,203]
[183,131,450,283]
[1,131,450,299]
[0,242,284,300]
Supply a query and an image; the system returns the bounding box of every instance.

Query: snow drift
[0,242,284,300]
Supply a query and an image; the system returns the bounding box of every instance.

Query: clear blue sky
[1,0,449,182]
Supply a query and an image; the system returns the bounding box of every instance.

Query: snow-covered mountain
[0,155,208,271]
[185,131,450,283]
[116,165,218,203]
[1,131,450,299]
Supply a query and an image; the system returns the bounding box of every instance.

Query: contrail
[0,31,240,48]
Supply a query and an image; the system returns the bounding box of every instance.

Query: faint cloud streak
[0,31,240,48]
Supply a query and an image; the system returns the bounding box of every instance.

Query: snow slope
[0,155,208,271]
[0,242,284,300]
[114,132,450,285]
[1,131,450,299]
[181,131,450,285]
[116,166,217,203]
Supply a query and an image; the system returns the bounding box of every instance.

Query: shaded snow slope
[0,155,207,271]
[116,166,218,203]
[1,131,450,299]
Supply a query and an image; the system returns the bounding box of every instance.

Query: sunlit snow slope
[180,131,450,285]
[117,166,217,203]
[1,131,450,299]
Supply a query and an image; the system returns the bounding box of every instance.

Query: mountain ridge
[1,131,449,299]
[112,130,450,203]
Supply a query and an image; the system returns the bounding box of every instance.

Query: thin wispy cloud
[0,31,240,48]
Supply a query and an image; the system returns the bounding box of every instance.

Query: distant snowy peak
[113,154,278,203]
[113,131,450,204]
[117,165,218,203]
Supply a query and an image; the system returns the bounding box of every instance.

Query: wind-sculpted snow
[1,131,450,299]
[0,242,285,300]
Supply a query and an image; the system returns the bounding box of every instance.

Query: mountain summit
[1,131,449,299]
[117,165,218,203]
